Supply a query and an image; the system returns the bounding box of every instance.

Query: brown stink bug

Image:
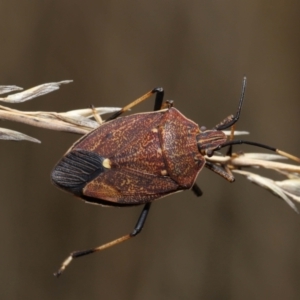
[52,77,299,276]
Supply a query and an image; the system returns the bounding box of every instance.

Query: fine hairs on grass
[1,80,300,212]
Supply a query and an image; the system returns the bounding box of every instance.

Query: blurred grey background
[0,1,300,299]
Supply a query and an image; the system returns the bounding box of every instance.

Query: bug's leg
[90,105,103,125]
[226,145,233,156]
[205,161,235,182]
[153,88,165,111]
[106,88,164,121]
[192,184,203,197]
[213,77,247,131]
[160,99,174,110]
[54,203,152,277]
[229,125,235,141]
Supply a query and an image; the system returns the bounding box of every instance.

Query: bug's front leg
[205,161,235,182]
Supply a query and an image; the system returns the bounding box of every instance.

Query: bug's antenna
[216,139,300,163]
[216,76,247,131]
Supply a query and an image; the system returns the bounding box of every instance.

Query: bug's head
[196,129,227,157]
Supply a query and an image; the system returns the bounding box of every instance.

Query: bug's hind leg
[54,202,152,277]
[106,88,165,121]
[54,86,165,276]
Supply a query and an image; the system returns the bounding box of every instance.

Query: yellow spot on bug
[161,170,168,176]
[157,148,162,155]
[102,158,111,169]
[151,128,158,133]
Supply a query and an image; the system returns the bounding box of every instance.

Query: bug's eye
[206,150,214,157]
[200,126,207,132]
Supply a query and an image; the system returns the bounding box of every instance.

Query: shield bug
[52,77,299,276]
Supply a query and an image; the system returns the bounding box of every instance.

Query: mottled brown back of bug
[74,110,182,204]
[54,109,206,205]
[159,108,205,188]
